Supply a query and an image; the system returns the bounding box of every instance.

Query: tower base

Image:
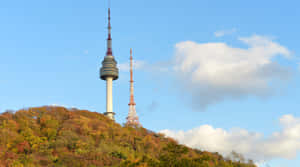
[104,112,115,121]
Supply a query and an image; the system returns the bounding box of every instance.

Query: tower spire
[106,8,113,56]
[126,49,140,127]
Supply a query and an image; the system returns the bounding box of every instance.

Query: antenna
[126,48,141,127]
[108,0,111,9]
[106,3,112,56]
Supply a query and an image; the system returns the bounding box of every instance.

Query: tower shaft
[105,77,115,120]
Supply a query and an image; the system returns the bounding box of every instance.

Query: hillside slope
[0,106,256,167]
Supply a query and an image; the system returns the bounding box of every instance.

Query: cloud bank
[214,28,237,37]
[160,115,300,162]
[173,35,292,109]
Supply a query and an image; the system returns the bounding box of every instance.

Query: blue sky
[1,0,300,166]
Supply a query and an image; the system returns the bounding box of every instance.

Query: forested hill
[0,106,256,167]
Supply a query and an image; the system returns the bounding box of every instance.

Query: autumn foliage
[0,106,256,167]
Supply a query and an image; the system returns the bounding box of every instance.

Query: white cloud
[119,35,294,109]
[49,104,77,109]
[214,28,237,37]
[118,60,147,71]
[118,60,170,73]
[173,35,292,109]
[160,115,300,162]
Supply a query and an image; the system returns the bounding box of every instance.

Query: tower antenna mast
[126,49,141,127]
[108,0,111,9]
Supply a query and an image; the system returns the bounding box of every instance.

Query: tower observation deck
[100,8,119,120]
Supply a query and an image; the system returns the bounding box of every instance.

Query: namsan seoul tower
[126,49,140,126]
[100,7,119,121]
